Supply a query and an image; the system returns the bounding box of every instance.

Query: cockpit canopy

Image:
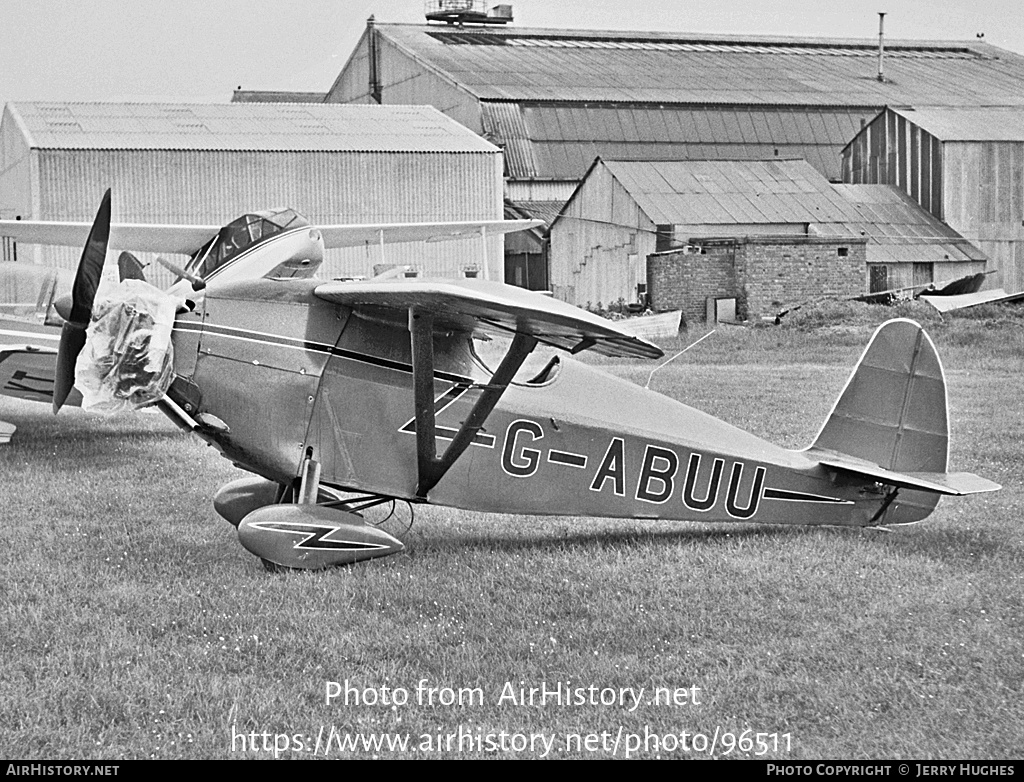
[185,208,309,280]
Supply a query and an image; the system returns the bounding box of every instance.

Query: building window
[655,225,674,252]
[869,265,889,294]
[913,262,934,287]
[838,247,849,257]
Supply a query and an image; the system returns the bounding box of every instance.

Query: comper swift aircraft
[1,192,1001,569]
[0,195,538,441]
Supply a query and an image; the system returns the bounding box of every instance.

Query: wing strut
[409,307,537,498]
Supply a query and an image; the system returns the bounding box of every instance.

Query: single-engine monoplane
[1,192,1002,569]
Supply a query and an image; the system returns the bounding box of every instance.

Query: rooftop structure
[548,158,985,307]
[0,101,505,279]
[327,22,1024,187]
[4,102,497,153]
[843,105,1024,292]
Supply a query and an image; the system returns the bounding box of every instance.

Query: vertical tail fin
[812,319,948,473]
[810,319,948,523]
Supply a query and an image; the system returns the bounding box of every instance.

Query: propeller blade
[117,251,146,282]
[155,255,205,291]
[53,189,111,413]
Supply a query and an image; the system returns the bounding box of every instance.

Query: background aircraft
[0,195,539,439]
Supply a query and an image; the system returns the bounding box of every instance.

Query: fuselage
[171,278,892,527]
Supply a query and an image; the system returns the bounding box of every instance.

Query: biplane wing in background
[0,262,72,421]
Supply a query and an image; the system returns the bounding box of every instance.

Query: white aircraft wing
[0,221,220,255]
[919,288,1024,313]
[318,219,543,250]
[313,277,663,360]
[2,218,542,255]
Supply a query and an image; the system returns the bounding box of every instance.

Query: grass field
[1,301,1021,759]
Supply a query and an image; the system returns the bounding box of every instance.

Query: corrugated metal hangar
[550,158,985,315]
[323,19,1024,296]
[327,22,1024,192]
[0,102,505,281]
[843,106,1024,293]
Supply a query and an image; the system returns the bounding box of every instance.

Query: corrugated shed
[587,159,984,263]
[7,102,498,154]
[824,185,983,263]
[480,102,538,177]
[481,103,855,179]
[504,200,565,230]
[374,24,1024,107]
[840,106,1024,291]
[883,107,1024,142]
[0,102,505,279]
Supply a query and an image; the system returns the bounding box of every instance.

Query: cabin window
[186,208,309,280]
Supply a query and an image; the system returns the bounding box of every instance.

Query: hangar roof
[372,23,1024,107]
[879,106,1024,142]
[560,158,984,264]
[231,90,328,104]
[3,102,498,153]
[482,102,859,180]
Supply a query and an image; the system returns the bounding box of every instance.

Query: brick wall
[648,236,866,326]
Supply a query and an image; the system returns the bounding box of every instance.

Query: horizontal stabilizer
[313,278,663,359]
[813,451,1001,496]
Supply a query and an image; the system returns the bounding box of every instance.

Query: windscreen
[185,208,309,280]
[0,262,73,324]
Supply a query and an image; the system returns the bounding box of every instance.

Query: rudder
[810,319,948,522]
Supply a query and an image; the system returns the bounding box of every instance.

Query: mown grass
[0,305,1021,759]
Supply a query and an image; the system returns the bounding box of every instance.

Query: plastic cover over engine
[75,280,178,413]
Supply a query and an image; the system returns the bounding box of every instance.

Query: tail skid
[805,319,999,524]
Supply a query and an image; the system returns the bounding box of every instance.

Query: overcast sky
[0,0,1021,113]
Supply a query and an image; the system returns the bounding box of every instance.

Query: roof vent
[877,12,886,82]
[424,1,513,25]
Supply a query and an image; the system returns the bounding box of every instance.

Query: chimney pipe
[877,12,886,82]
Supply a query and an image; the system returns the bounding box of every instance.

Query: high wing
[313,277,662,359]
[0,221,220,255]
[312,277,662,498]
[319,219,542,249]
[0,218,542,255]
